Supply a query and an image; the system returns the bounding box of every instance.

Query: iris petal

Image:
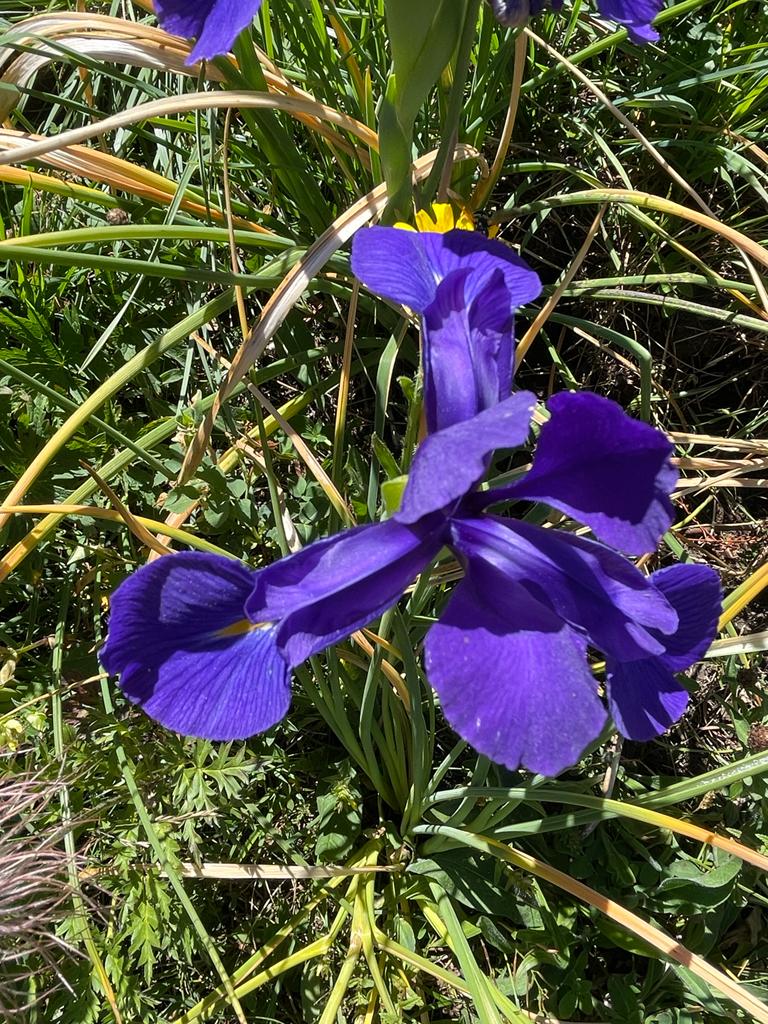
[100,552,290,740]
[426,562,606,776]
[422,269,483,432]
[245,518,441,666]
[351,227,439,311]
[482,392,677,555]
[647,563,722,670]
[487,0,660,43]
[423,269,517,432]
[450,516,678,661]
[467,270,517,415]
[595,0,662,42]
[396,392,536,525]
[606,659,688,740]
[420,231,542,308]
[352,227,541,432]
[156,0,264,62]
[605,563,720,740]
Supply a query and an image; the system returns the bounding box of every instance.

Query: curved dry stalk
[0,92,377,169]
[516,203,606,366]
[170,862,398,880]
[0,11,193,62]
[0,129,270,232]
[0,12,369,160]
[0,505,232,555]
[0,27,214,123]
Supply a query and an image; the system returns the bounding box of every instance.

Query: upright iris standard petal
[396,392,536,524]
[351,227,541,315]
[245,518,443,666]
[352,226,541,432]
[156,0,264,62]
[425,561,607,776]
[450,517,679,662]
[99,552,290,740]
[350,227,439,312]
[481,392,677,555]
[423,269,518,433]
[419,231,542,307]
[606,562,721,740]
[421,269,486,431]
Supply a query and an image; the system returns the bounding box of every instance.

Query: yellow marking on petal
[215,619,271,638]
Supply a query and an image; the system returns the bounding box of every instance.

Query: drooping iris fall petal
[605,562,721,740]
[480,392,678,556]
[425,561,607,776]
[606,660,689,741]
[450,517,679,663]
[100,552,290,740]
[643,563,722,670]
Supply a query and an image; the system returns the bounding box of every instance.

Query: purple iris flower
[100,228,720,777]
[489,0,662,44]
[155,0,263,62]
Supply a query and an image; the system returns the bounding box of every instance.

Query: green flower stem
[421,0,483,204]
[317,863,378,1024]
[0,242,329,290]
[395,609,433,836]
[426,884,502,1024]
[359,607,410,809]
[0,224,291,252]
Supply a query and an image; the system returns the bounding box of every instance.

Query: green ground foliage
[1,1,768,1021]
